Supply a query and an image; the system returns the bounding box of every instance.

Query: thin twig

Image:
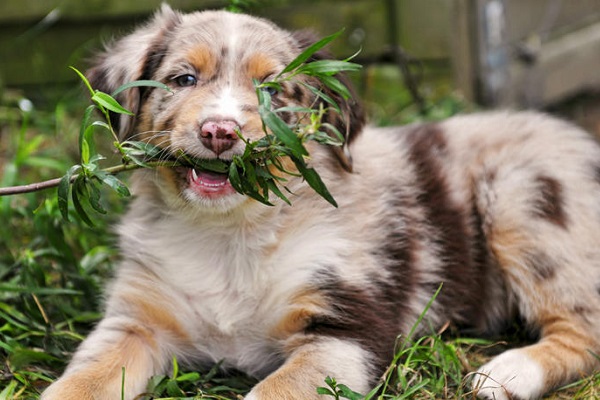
[0,161,178,196]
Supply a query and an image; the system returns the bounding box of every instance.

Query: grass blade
[280,29,344,76]
[92,91,134,116]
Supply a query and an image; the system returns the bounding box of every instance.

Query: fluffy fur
[42,6,600,400]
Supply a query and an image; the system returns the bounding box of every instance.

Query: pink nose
[199,120,239,156]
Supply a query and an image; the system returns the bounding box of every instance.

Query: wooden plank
[510,21,600,106]
[505,0,600,42]
[449,0,477,102]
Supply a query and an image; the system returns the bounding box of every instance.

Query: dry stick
[0,161,178,196]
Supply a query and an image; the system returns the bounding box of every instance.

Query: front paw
[471,349,545,400]
[41,376,96,400]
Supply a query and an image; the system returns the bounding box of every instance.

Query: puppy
[42,5,600,400]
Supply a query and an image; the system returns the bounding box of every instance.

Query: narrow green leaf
[81,138,90,164]
[92,91,134,115]
[89,153,107,164]
[337,384,364,400]
[79,104,96,152]
[228,162,243,193]
[70,66,95,97]
[91,120,111,131]
[296,60,362,76]
[87,181,107,214]
[319,75,352,100]
[259,105,308,157]
[58,164,81,221]
[94,171,131,197]
[292,157,337,207]
[280,29,345,75]
[71,181,95,227]
[316,387,336,396]
[266,180,291,206]
[304,83,341,113]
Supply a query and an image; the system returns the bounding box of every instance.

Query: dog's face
[88,6,364,212]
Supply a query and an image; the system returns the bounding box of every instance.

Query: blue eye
[174,74,197,87]
[260,84,279,96]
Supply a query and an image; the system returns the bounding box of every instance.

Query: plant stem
[0,161,179,196]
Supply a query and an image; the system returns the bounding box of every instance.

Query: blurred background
[1,0,600,129]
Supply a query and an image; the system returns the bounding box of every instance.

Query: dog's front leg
[41,315,172,400]
[246,337,374,400]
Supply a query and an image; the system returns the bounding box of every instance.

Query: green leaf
[71,181,95,227]
[111,80,172,97]
[304,84,341,113]
[94,171,131,198]
[58,164,81,221]
[70,66,95,96]
[266,180,291,206]
[316,387,336,396]
[296,60,362,76]
[319,75,352,100]
[87,181,107,214]
[337,384,364,400]
[259,104,307,157]
[92,91,134,115]
[81,138,90,164]
[292,156,337,207]
[280,29,345,76]
[79,104,96,152]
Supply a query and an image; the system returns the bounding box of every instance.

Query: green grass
[1,83,599,399]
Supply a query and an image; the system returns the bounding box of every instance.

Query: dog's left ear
[292,30,366,172]
[86,4,182,139]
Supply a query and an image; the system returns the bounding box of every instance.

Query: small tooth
[191,169,198,181]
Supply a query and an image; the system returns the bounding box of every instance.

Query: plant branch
[0,161,178,196]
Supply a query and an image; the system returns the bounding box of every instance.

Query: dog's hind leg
[470,165,600,399]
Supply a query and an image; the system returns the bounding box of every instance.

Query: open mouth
[186,167,236,199]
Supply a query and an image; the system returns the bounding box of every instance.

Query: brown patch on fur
[527,314,598,388]
[121,291,190,343]
[270,289,327,339]
[524,251,558,281]
[187,46,217,78]
[305,276,399,380]
[249,349,326,399]
[533,175,567,229]
[246,54,278,80]
[41,325,160,399]
[266,156,299,182]
[592,163,600,185]
[405,124,489,327]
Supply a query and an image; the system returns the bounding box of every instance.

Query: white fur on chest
[116,203,352,372]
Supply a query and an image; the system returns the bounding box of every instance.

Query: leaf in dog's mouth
[175,150,231,174]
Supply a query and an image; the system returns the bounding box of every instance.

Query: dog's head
[87,5,365,212]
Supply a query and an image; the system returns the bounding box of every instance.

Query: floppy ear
[86,4,182,139]
[291,30,366,172]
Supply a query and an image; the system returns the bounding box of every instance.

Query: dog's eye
[260,84,279,96]
[174,74,197,87]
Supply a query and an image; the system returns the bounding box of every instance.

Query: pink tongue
[187,168,233,198]
[196,170,228,185]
